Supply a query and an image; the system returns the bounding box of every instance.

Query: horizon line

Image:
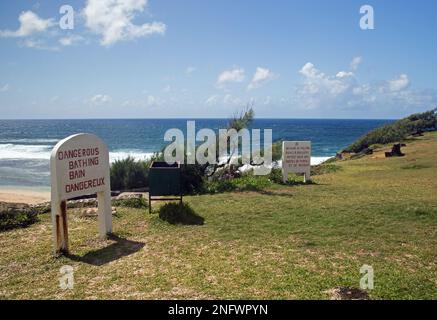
[0,117,397,121]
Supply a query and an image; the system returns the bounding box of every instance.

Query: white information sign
[282,141,311,183]
[50,133,112,255]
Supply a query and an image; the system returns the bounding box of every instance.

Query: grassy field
[1,133,436,299]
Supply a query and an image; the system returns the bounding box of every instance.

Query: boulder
[81,206,117,218]
[116,192,144,200]
[385,143,405,157]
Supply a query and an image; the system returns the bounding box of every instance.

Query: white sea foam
[0,143,332,166]
[0,144,52,160]
[310,156,332,166]
[0,144,156,163]
[0,138,59,144]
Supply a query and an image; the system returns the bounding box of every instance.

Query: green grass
[1,133,436,299]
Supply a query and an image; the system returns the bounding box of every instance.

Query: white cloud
[263,96,272,105]
[205,94,220,106]
[186,66,196,75]
[299,62,321,78]
[248,67,276,90]
[0,84,10,92]
[146,95,157,106]
[122,96,162,108]
[350,56,363,71]
[0,11,55,38]
[387,74,410,92]
[298,62,352,97]
[296,61,360,109]
[205,94,243,107]
[336,71,354,78]
[83,0,166,46]
[162,85,171,93]
[216,68,245,88]
[59,35,84,46]
[21,38,59,51]
[294,59,434,112]
[352,84,370,96]
[89,94,112,105]
[223,94,243,106]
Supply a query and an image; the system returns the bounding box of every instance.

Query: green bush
[271,141,283,161]
[112,197,148,209]
[159,203,204,225]
[344,109,437,153]
[204,179,235,193]
[0,208,38,231]
[110,157,149,191]
[234,174,272,191]
[205,173,273,193]
[268,168,284,184]
[181,164,206,194]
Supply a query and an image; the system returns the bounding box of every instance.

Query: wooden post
[55,215,62,254]
[52,200,69,256]
[60,200,69,254]
[149,192,152,214]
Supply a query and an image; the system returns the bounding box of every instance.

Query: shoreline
[0,186,50,205]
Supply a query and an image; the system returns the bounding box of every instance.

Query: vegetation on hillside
[343,109,437,153]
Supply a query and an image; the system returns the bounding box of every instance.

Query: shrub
[271,141,283,161]
[343,109,437,153]
[159,202,204,225]
[205,173,273,193]
[110,157,149,191]
[0,208,38,231]
[181,164,206,194]
[204,179,236,194]
[268,168,284,184]
[234,174,272,191]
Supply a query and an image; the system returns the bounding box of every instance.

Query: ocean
[0,118,391,188]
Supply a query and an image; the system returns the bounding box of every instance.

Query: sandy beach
[0,188,50,204]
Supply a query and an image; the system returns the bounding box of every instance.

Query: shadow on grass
[256,190,294,197]
[67,234,145,266]
[285,180,318,186]
[159,202,205,225]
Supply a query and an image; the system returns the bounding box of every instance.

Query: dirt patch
[325,286,370,300]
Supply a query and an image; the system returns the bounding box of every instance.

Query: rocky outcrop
[0,201,39,231]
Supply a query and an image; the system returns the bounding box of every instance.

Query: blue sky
[0,0,436,119]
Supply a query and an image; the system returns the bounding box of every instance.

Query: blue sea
[0,119,391,188]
